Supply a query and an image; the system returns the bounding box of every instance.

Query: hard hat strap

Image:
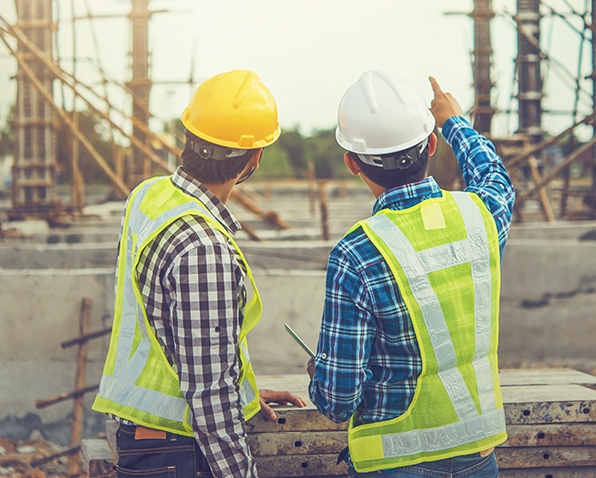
[190,138,248,161]
[357,136,429,171]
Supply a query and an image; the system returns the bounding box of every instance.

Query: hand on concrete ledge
[258,389,307,421]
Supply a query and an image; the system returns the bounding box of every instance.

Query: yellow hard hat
[181,69,281,149]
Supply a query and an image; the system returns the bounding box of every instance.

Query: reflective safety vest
[92,176,262,436]
[347,191,507,473]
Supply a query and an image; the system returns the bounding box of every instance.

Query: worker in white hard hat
[308,71,515,477]
[93,70,306,478]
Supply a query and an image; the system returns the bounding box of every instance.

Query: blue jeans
[115,423,213,478]
[347,452,498,478]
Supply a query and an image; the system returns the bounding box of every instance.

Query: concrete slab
[501,240,596,300]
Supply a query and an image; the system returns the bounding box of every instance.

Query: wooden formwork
[82,369,596,478]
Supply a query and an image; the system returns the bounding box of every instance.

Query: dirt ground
[0,436,85,478]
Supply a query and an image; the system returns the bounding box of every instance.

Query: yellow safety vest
[347,191,507,472]
[92,176,262,436]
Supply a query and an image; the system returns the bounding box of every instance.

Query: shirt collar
[372,176,442,215]
[171,166,242,235]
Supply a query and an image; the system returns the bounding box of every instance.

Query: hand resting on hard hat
[258,389,307,421]
[429,76,464,128]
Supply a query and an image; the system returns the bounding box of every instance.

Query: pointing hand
[429,76,464,128]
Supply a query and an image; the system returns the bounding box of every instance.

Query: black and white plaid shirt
[121,166,257,478]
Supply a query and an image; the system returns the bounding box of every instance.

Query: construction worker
[93,70,306,478]
[308,71,515,477]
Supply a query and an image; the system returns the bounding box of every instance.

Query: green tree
[0,105,14,158]
[55,109,115,184]
[276,128,306,178]
[305,128,349,179]
[252,142,294,179]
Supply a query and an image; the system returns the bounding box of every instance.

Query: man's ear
[428,132,438,157]
[250,149,263,168]
[344,152,361,176]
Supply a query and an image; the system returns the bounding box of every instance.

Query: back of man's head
[336,70,435,189]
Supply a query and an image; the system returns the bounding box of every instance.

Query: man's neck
[200,180,237,204]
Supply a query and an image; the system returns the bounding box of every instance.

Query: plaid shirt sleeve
[308,238,378,423]
[442,116,516,257]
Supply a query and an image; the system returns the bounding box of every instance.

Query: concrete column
[126,0,152,186]
[516,0,544,142]
[472,0,495,135]
[12,0,57,216]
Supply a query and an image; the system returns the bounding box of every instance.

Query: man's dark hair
[181,130,258,184]
[349,142,430,189]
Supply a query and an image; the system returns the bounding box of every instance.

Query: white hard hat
[335,70,435,156]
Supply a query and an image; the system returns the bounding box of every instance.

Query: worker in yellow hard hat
[308,72,516,477]
[93,70,306,478]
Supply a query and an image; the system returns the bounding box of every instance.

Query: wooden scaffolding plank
[254,454,347,477]
[502,423,596,447]
[249,431,347,456]
[496,446,596,469]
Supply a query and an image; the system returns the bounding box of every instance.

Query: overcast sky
[0,0,592,139]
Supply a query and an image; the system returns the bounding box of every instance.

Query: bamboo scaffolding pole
[517,135,596,204]
[229,189,292,230]
[61,326,112,349]
[68,297,92,476]
[505,115,593,170]
[318,181,330,241]
[0,31,130,198]
[35,384,99,409]
[2,18,289,233]
[308,161,316,217]
[31,445,81,468]
[527,155,555,222]
[3,22,174,175]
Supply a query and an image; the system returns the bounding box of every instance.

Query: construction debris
[0,437,84,478]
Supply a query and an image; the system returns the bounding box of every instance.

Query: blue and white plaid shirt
[308,116,515,424]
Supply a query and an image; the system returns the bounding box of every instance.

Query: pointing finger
[429,76,442,95]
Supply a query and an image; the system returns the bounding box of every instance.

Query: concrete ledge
[502,240,596,300]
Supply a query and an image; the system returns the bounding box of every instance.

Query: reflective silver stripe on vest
[112,178,161,379]
[382,408,505,458]
[98,375,188,422]
[239,342,256,408]
[366,194,500,419]
[365,196,506,458]
[239,377,258,408]
[451,192,497,415]
[99,179,219,420]
[366,213,477,422]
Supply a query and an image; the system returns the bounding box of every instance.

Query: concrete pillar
[472,0,495,135]
[127,0,152,186]
[516,0,544,142]
[11,0,57,216]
